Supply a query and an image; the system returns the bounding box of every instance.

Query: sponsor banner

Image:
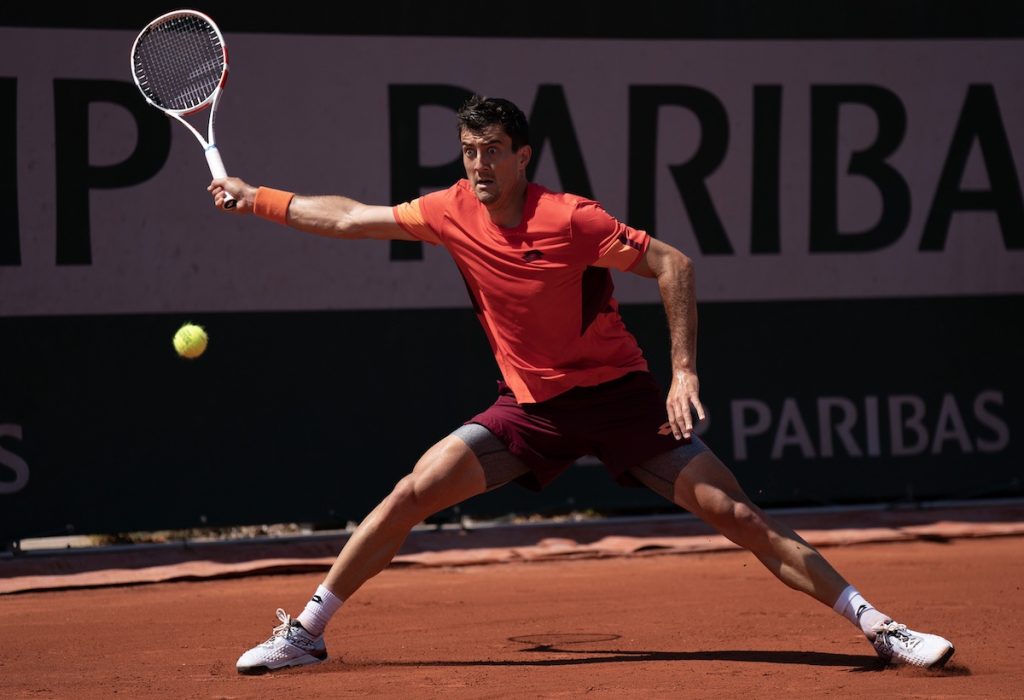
[1,29,1022,316]
[1,297,1019,541]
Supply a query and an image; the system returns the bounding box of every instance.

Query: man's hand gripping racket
[131,10,237,208]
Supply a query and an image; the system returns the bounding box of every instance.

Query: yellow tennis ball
[173,323,208,359]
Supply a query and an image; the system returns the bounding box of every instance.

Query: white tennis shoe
[236,608,327,675]
[871,620,954,668]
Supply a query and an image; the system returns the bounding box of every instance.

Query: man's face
[460,125,530,207]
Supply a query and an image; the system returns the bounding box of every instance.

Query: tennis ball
[173,323,208,359]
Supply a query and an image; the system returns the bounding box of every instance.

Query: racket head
[131,10,228,117]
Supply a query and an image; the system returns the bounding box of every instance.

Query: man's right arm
[208,177,416,241]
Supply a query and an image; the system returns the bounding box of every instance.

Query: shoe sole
[880,643,956,670]
[237,651,327,675]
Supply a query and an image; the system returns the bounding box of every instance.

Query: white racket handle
[205,145,237,209]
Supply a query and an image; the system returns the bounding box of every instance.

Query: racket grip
[205,146,237,209]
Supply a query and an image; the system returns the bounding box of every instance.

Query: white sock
[832,585,889,639]
[296,584,345,637]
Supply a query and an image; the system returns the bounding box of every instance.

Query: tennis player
[209,96,954,674]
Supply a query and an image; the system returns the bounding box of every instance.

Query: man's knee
[385,473,423,515]
[369,474,424,532]
[708,498,763,534]
[383,437,486,521]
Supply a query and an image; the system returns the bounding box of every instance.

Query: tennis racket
[131,10,236,208]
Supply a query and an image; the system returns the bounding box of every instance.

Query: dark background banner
[1,296,1019,542]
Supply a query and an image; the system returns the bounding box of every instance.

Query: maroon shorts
[467,371,686,491]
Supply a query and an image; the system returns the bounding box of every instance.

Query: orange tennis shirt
[393,180,651,404]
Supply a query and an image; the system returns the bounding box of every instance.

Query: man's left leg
[630,445,955,668]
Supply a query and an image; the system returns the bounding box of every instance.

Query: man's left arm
[631,238,706,440]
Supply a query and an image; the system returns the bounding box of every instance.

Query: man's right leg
[236,433,492,674]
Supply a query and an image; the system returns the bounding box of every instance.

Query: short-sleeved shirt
[393,179,650,404]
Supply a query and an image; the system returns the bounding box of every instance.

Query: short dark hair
[456,95,530,151]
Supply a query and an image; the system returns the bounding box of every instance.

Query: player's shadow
[373,651,971,675]
[382,649,883,670]
[365,633,896,672]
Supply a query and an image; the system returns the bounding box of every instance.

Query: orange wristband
[253,187,295,225]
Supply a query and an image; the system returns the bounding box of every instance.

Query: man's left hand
[666,368,706,440]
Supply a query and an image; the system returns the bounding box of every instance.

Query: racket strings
[133,14,225,112]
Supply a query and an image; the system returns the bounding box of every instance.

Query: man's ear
[518,144,533,171]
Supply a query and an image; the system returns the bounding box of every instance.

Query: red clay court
[2,503,1022,698]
